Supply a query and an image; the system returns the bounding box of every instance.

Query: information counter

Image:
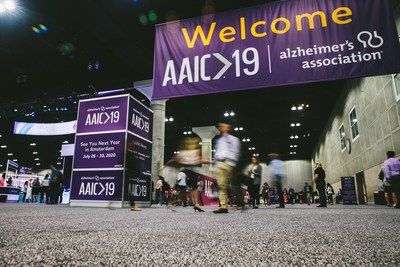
[0,187,21,202]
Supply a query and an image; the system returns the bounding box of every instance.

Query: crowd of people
[1,164,65,205]
[154,122,354,213]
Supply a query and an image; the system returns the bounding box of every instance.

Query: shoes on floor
[387,204,392,207]
[194,206,205,212]
[131,205,142,211]
[213,208,228,214]
[237,206,245,210]
[317,205,327,207]
[276,206,285,208]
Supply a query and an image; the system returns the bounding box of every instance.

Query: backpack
[378,169,384,181]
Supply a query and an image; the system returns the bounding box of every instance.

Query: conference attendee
[187,173,204,212]
[41,174,51,204]
[0,173,5,187]
[314,162,327,207]
[383,151,400,208]
[155,176,164,206]
[326,183,335,205]
[26,179,33,203]
[268,153,285,208]
[176,167,188,207]
[262,182,270,205]
[304,182,313,205]
[247,156,262,209]
[213,123,241,214]
[32,177,41,203]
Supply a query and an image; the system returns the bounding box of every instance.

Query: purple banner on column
[73,132,126,169]
[128,97,153,141]
[125,134,152,174]
[76,96,128,133]
[70,170,123,201]
[124,171,151,202]
[153,0,400,100]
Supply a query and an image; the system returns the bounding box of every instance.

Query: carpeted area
[0,203,399,266]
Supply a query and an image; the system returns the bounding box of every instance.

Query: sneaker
[253,206,259,209]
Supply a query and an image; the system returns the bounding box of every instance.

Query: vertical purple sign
[125,134,152,174]
[124,170,151,202]
[128,96,153,141]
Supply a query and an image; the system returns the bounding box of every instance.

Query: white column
[150,100,167,194]
[192,126,219,177]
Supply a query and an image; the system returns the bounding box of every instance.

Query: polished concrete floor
[0,203,399,266]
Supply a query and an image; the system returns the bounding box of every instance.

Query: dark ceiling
[0,0,345,170]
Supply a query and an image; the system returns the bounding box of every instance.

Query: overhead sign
[152,0,400,99]
[13,121,77,135]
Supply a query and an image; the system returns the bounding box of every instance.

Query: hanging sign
[153,0,400,99]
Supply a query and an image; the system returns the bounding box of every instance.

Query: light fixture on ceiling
[0,1,16,13]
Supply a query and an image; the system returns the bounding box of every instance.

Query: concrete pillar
[192,126,219,177]
[150,99,168,196]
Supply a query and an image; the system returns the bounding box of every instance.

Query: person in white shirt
[213,123,241,214]
[177,168,188,207]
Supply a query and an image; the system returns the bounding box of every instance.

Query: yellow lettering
[219,26,236,42]
[296,11,327,31]
[182,23,216,49]
[240,17,246,40]
[271,18,290,34]
[332,7,352,24]
[250,21,267,37]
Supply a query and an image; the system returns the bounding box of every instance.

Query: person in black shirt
[313,162,327,207]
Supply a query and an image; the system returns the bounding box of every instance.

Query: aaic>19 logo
[78,182,115,196]
[85,111,120,126]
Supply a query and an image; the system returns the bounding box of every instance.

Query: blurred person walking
[268,153,285,208]
[383,151,400,208]
[212,123,241,214]
[187,172,204,212]
[314,162,327,207]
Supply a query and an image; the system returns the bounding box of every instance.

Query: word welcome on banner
[152,0,400,100]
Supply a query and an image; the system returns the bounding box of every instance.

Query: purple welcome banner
[153,0,400,99]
